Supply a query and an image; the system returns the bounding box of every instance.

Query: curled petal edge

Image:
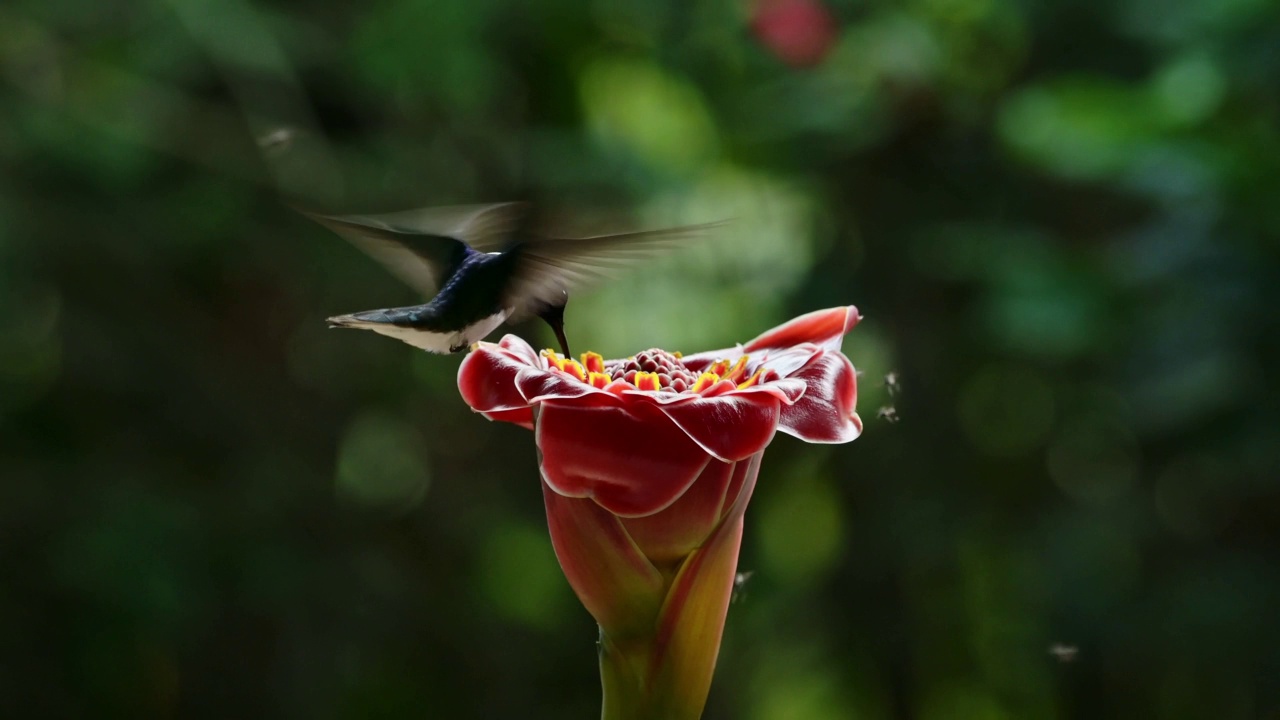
[458,343,536,414]
[776,351,863,444]
[655,393,781,463]
[745,305,861,354]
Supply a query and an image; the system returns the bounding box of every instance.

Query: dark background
[2,0,1278,717]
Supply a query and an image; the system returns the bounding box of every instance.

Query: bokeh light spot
[957,364,1055,457]
[1152,53,1225,126]
[998,81,1155,179]
[335,411,431,510]
[0,282,63,415]
[756,466,844,585]
[1046,414,1139,504]
[1154,454,1237,538]
[579,57,719,175]
[478,519,571,630]
[568,165,818,355]
[918,682,1010,720]
[748,641,870,720]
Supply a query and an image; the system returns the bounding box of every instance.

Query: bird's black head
[537,292,571,357]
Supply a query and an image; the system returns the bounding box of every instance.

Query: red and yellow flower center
[540,348,773,395]
[607,349,696,392]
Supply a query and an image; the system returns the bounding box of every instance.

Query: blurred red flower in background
[750,0,839,68]
[458,306,861,719]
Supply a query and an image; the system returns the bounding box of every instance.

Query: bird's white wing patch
[367,325,456,354]
[358,310,509,354]
[458,311,510,347]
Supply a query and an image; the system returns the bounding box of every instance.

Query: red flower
[458,306,862,719]
[750,0,839,69]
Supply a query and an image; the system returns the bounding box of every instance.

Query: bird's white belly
[370,310,509,354]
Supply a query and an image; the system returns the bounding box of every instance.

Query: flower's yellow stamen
[708,359,731,377]
[690,372,721,393]
[541,348,567,371]
[634,371,661,391]
[673,351,683,359]
[723,356,749,383]
[737,368,765,390]
[588,371,611,389]
[560,359,587,382]
[581,351,605,374]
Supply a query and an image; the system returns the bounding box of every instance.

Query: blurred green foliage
[1,0,1278,717]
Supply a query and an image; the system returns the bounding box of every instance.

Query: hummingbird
[300,202,719,356]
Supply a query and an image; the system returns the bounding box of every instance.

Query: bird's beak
[537,301,571,357]
[551,320,571,358]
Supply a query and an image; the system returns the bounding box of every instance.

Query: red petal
[582,351,606,374]
[617,387,711,405]
[497,334,540,363]
[745,305,860,353]
[777,351,862,443]
[699,379,739,398]
[719,452,757,520]
[457,343,534,415]
[738,377,807,405]
[756,344,822,377]
[689,372,722,394]
[634,371,662,392]
[656,392,782,462]
[620,459,736,566]
[602,378,634,396]
[542,484,664,638]
[536,397,713,517]
[515,366,601,404]
[483,407,534,429]
[679,345,746,373]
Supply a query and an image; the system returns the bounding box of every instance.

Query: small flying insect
[884,371,900,396]
[1048,643,1079,663]
[731,570,755,604]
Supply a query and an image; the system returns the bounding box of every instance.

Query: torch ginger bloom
[458,306,862,720]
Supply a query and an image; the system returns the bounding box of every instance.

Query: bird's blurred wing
[503,220,728,319]
[298,203,526,295]
[331,203,528,251]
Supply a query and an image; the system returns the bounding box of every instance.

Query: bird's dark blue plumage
[301,202,721,355]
